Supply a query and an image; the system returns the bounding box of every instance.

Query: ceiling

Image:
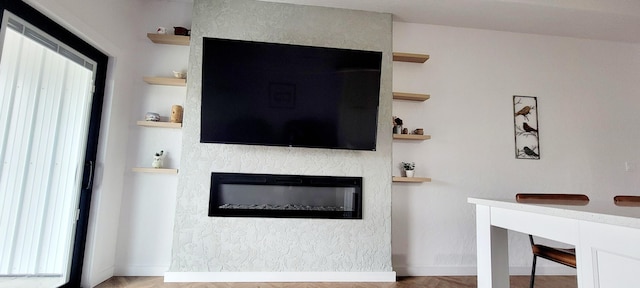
[259,0,640,43]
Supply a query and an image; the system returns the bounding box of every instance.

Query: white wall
[115,0,191,277]
[391,22,640,276]
[27,0,640,283]
[25,0,143,286]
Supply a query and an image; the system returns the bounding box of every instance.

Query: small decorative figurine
[170,105,183,123]
[393,116,403,134]
[156,27,167,34]
[172,71,186,79]
[152,150,164,168]
[145,112,160,122]
[173,26,190,36]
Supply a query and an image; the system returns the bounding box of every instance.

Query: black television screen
[201,37,382,151]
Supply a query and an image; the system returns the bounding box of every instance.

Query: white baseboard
[86,265,114,288]
[394,266,477,276]
[164,271,397,282]
[115,265,168,276]
[394,266,576,276]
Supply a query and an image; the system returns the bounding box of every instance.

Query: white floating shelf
[136,121,182,128]
[393,52,430,63]
[146,33,190,46]
[393,134,431,140]
[143,77,186,86]
[393,92,430,101]
[392,176,432,183]
[132,167,179,174]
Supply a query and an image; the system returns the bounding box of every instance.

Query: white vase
[405,170,414,178]
[152,156,163,168]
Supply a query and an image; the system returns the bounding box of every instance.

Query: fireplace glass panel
[209,173,362,219]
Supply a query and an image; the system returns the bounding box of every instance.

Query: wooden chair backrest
[614,195,640,207]
[515,193,590,206]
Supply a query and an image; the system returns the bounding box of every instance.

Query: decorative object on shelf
[152,150,164,168]
[174,26,190,36]
[170,105,183,123]
[393,116,403,134]
[156,27,166,34]
[145,112,160,122]
[172,70,186,79]
[402,128,408,134]
[413,128,424,135]
[513,95,540,160]
[402,162,415,177]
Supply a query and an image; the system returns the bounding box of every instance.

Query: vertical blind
[0,15,95,275]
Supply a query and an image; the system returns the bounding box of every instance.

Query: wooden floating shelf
[132,167,179,174]
[393,52,430,63]
[393,134,431,140]
[143,77,186,86]
[393,92,430,101]
[393,176,432,183]
[147,33,190,46]
[136,121,182,128]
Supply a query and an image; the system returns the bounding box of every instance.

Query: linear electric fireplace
[209,173,362,219]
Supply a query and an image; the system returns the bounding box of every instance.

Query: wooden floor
[96,276,577,288]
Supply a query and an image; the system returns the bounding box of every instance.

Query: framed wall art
[513,95,540,160]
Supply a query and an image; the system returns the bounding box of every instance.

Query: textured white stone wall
[169,0,393,272]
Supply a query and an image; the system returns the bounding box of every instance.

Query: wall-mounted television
[201,37,382,151]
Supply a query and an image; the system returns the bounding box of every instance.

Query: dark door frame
[0,0,108,287]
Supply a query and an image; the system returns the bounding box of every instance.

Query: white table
[468,197,640,288]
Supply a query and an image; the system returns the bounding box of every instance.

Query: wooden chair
[614,195,640,206]
[515,193,589,206]
[515,193,589,288]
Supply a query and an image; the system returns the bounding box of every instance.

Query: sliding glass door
[0,0,108,286]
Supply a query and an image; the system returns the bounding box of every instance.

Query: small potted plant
[401,162,415,178]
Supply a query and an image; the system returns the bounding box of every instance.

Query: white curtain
[0,19,94,276]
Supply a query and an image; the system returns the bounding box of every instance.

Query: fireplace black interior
[209,173,362,219]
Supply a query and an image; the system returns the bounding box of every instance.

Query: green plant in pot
[401,162,415,177]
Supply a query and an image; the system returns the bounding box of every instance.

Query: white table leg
[476,205,509,288]
[577,221,640,288]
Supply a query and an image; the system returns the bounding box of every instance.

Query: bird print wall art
[513,95,540,159]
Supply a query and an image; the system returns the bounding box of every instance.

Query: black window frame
[0,0,108,287]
